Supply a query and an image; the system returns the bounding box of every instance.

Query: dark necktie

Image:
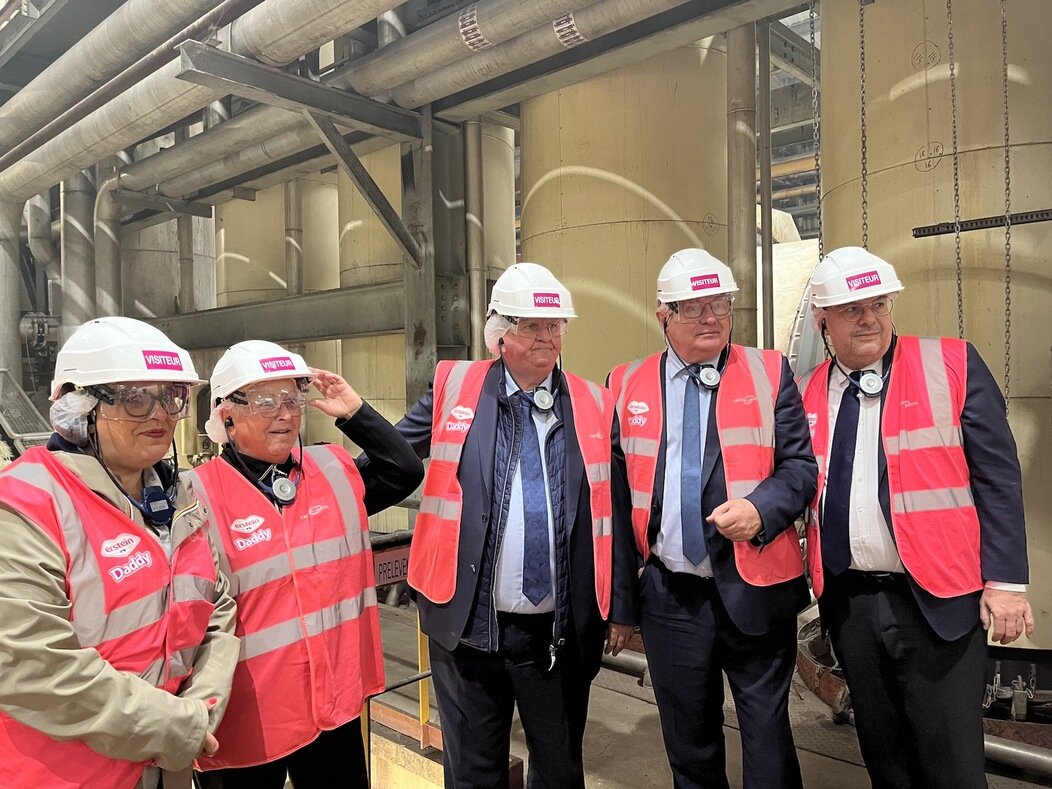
[518,392,551,605]
[822,372,862,577]
[680,365,707,565]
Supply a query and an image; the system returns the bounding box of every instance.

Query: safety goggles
[670,295,734,321]
[227,386,309,418]
[828,296,894,322]
[507,317,569,339]
[89,383,191,421]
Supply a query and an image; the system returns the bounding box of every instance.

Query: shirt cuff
[985,581,1027,593]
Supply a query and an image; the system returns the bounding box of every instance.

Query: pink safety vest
[187,444,384,769]
[0,447,217,789]
[799,335,981,598]
[408,360,614,619]
[609,346,804,586]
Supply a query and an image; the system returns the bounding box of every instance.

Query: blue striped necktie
[518,392,551,605]
[681,365,707,565]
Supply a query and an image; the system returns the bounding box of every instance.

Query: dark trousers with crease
[193,717,368,789]
[821,571,987,789]
[430,611,591,789]
[640,559,802,789]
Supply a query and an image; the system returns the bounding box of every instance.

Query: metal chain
[946,0,964,338]
[809,0,823,259]
[858,0,869,249]
[1001,0,1012,408]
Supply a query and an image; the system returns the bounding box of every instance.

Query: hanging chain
[809,0,823,259]
[858,0,869,249]
[946,0,964,339]
[1000,0,1012,408]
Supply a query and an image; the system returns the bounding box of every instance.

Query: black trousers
[194,717,368,789]
[430,611,591,789]
[640,561,802,789]
[821,571,987,789]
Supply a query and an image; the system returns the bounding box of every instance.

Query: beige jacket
[0,450,240,788]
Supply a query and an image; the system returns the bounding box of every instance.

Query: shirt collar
[503,367,555,397]
[665,349,722,382]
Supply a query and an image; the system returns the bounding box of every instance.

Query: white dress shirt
[493,369,558,613]
[654,352,719,577]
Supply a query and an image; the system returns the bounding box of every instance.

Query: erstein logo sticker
[627,401,649,415]
[101,533,141,558]
[533,292,562,308]
[142,350,183,371]
[690,274,720,291]
[846,270,881,291]
[451,406,474,421]
[260,356,296,372]
[230,515,265,534]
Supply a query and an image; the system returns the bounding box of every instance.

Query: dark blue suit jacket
[860,341,1029,641]
[395,362,606,675]
[611,351,817,637]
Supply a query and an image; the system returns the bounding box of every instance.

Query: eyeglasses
[90,383,191,421]
[671,296,734,321]
[508,318,569,339]
[829,297,894,322]
[227,388,309,418]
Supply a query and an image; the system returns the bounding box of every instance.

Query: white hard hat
[50,316,202,400]
[656,249,739,304]
[487,262,577,319]
[810,247,904,308]
[209,340,313,401]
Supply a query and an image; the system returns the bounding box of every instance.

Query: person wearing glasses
[188,340,422,789]
[798,247,1033,789]
[606,249,817,789]
[0,317,238,789]
[393,263,614,788]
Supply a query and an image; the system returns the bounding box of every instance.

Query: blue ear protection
[134,485,177,526]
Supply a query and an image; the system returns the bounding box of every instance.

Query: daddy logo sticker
[234,528,272,551]
[230,515,265,534]
[109,551,153,582]
[142,350,183,371]
[101,533,141,558]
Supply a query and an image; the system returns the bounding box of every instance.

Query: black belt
[830,569,908,592]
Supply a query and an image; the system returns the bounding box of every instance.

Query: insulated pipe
[464,119,486,359]
[0,202,21,377]
[95,170,122,318]
[174,128,196,314]
[284,179,303,296]
[757,20,774,350]
[0,0,403,202]
[0,0,221,154]
[60,172,96,342]
[389,0,693,109]
[726,23,758,346]
[25,193,59,281]
[985,735,1052,779]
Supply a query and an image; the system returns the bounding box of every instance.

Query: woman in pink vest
[0,317,239,789]
[189,340,423,789]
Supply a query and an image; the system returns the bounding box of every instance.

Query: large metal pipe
[94,171,122,318]
[726,23,758,346]
[464,119,486,359]
[60,172,96,341]
[0,0,403,202]
[25,193,59,282]
[984,735,1052,779]
[757,20,774,350]
[0,0,221,155]
[284,179,303,296]
[0,202,21,376]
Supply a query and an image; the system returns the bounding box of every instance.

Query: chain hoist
[1000,0,1012,410]
[946,0,964,339]
[858,1,869,249]
[809,0,823,259]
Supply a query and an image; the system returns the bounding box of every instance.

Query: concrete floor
[373,604,1052,788]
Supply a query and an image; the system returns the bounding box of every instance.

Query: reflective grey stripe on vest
[614,359,648,416]
[623,436,659,456]
[580,378,606,412]
[720,426,763,447]
[885,426,963,455]
[2,462,167,648]
[742,347,776,446]
[186,472,238,596]
[431,441,464,462]
[586,463,613,536]
[173,573,214,605]
[892,486,975,514]
[728,479,766,499]
[918,337,955,428]
[631,490,651,510]
[419,496,462,521]
[238,586,379,661]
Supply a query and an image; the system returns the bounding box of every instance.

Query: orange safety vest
[799,335,982,598]
[408,360,614,619]
[0,447,218,789]
[609,346,804,586]
[187,445,384,769]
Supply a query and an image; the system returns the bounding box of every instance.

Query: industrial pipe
[758,20,774,350]
[727,22,758,346]
[25,193,59,282]
[984,735,1052,779]
[60,171,96,342]
[0,202,21,376]
[284,179,303,296]
[464,119,486,359]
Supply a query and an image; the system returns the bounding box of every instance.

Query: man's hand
[980,588,1034,645]
[199,732,219,758]
[706,499,762,542]
[309,367,364,421]
[605,623,635,657]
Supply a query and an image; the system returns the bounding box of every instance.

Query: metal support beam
[112,188,213,219]
[177,40,423,141]
[149,281,405,350]
[758,20,774,350]
[304,110,423,267]
[727,23,758,347]
[769,20,818,86]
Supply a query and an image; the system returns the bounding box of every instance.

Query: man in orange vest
[607,249,817,789]
[798,246,1033,789]
[396,263,613,788]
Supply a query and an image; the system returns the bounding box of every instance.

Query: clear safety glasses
[508,317,569,340]
[671,295,734,322]
[227,387,309,418]
[828,297,895,322]
[90,383,192,421]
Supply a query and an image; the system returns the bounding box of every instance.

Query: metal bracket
[111,189,213,218]
[304,110,423,267]
[176,40,423,141]
[770,21,819,87]
[911,209,1052,238]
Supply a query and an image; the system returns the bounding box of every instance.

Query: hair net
[484,313,514,356]
[810,305,826,333]
[49,390,99,447]
[204,401,230,445]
